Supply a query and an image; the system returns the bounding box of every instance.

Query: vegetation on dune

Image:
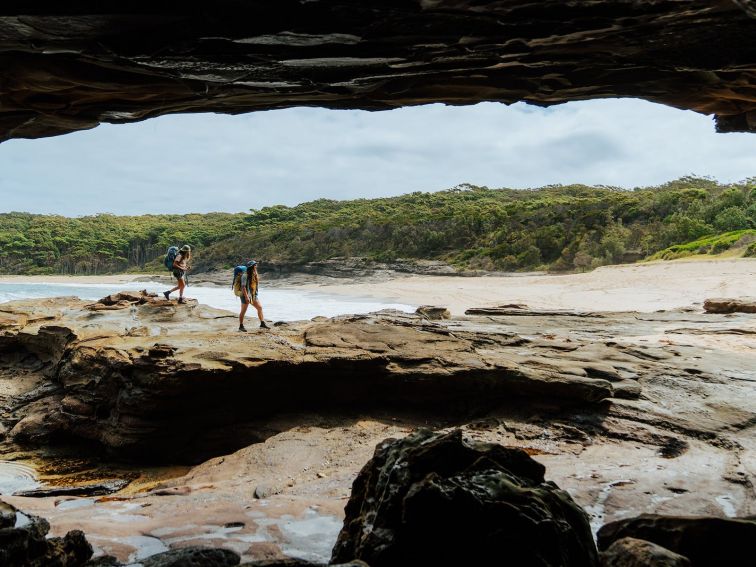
[648,229,756,261]
[0,176,754,275]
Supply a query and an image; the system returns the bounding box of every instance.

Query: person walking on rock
[163,244,191,304]
[235,260,269,331]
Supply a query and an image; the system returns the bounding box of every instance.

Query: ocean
[0,281,415,321]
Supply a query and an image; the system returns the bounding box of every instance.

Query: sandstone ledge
[0,296,627,462]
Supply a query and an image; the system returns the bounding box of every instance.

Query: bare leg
[177,278,186,299]
[252,299,265,322]
[165,283,180,298]
[239,302,249,327]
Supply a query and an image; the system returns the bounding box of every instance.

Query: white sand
[298,258,756,315]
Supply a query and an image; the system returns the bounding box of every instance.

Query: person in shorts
[163,244,191,304]
[239,260,269,331]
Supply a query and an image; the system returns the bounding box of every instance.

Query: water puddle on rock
[0,460,40,494]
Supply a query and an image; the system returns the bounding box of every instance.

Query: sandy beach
[298,258,756,315]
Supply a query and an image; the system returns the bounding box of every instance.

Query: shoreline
[1,258,755,315]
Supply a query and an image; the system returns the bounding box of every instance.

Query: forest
[0,176,754,275]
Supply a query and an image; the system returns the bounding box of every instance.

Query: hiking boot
[259,321,270,329]
[163,291,170,300]
[239,325,247,332]
[178,297,187,304]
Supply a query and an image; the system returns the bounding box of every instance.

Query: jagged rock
[414,305,451,320]
[331,429,599,566]
[600,537,692,567]
[702,297,756,313]
[1,296,617,462]
[86,290,196,311]
[2,3,756,142]
[0,501,93,566]
[597,514,756,566]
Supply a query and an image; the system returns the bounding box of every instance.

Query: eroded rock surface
[2,2,756,142]
[0,296,625,462]
[0,294,754,563]
[332,428,598,566]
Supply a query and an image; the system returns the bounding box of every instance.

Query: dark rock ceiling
[1,1,756,142]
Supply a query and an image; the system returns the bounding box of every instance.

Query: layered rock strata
[2,1,756,142]
[0,296,624,462]
[0,294,754,562]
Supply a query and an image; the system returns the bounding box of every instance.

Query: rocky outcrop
[414,305,451,320]
[85,290,178,311]
[331,429,599,566]
[703,297,756,313]
[2,2,756,142]
[1,296,628,462]
[600,537,691,567]
[0,501,93,567]
[597,514,756,566]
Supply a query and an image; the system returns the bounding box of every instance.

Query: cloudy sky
[0,98,754,216]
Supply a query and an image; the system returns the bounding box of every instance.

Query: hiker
[163,244,191,304]
[234,260,269,331]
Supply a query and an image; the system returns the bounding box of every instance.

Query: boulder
[0,501,93,566]
[597,514,756,566]
[331,429,599,566]
[600,537,691,566]
[702,298,756,314]
[414,306,451,320]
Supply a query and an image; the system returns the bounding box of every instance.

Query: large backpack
[232,265,247,296]
[164,246,179,271]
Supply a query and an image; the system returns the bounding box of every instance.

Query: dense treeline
[197,176,756,272]
[0,213,245,274]
[1,177,754,275]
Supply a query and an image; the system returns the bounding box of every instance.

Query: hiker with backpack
[163,244,191,304]
[233,260,269,331]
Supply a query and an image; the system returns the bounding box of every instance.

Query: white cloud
[0,99,754,216]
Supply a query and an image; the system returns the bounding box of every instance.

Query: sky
[0,98,755,216]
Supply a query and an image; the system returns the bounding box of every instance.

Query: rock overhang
[1,1,756,142]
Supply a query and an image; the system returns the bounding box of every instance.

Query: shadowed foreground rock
[0,501,92,567]
[331,429,599,566]
[597,514,756,566]
[2,2,756,142]
[600,537,691,567]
